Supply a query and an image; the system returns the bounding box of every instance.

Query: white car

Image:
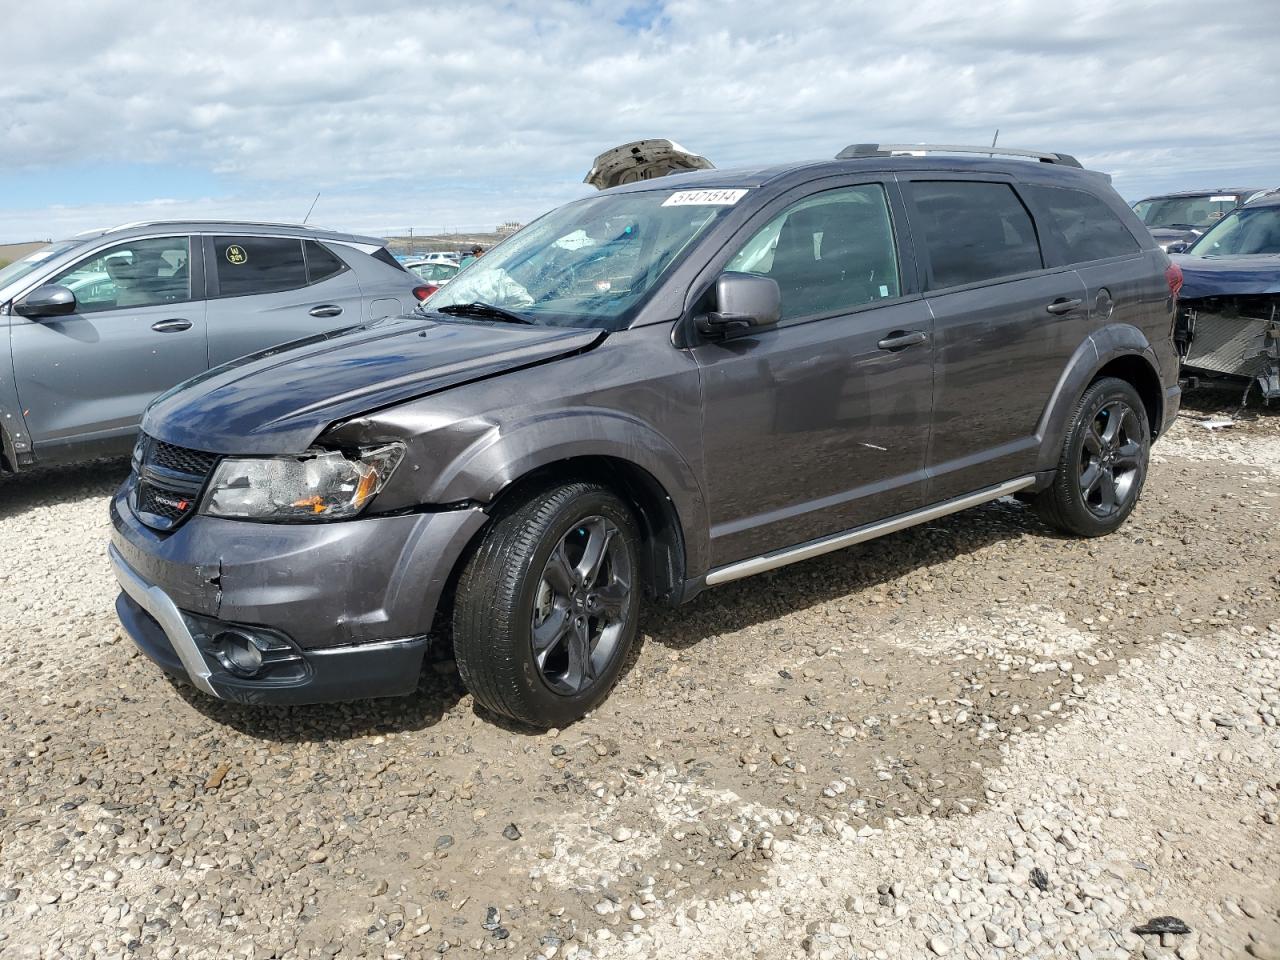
[414,252,460,266]
[405,259,459,290]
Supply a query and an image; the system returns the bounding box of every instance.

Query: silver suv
[0,220,421,469]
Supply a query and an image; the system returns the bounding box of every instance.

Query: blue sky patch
[615,0,666,32]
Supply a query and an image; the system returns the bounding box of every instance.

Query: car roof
[1136,188,1269,201]
[65,220,386,246]
[598,153,1113,197]
[1241,192,1280,209]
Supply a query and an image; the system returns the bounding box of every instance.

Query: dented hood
[142,315,603,454]
[1174,254,1280,300]
[583,139,714,190]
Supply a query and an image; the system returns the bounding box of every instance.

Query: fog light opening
[213,629,266,678]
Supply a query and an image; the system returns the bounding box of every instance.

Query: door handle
[877,330,928,351]
[151,318,192,332]
[1045,298,1083,315]
[309,305,343,318]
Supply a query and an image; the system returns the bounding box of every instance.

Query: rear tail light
[1164,262,1183,297]
[412,284,438,302]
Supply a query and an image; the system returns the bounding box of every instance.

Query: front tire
[1034,377,1150,537]
[452,482,642,727]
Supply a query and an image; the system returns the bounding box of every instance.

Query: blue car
[1133,187,1274,252]
[1173,193,1280,401]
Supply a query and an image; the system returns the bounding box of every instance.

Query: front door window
[51,237,191,313]
[726,184,901,321]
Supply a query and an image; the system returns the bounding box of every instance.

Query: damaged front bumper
[108,481,488,704]
[1176,295,1280,400]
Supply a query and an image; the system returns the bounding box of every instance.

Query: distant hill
[0,240,48,268]
[383,232,508,257]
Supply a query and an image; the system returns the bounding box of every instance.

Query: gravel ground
[2,393,1278,960]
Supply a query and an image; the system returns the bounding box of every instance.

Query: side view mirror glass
[15,283,77,319]
[697,271,781,338]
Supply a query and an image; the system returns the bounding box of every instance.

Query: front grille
[139,483,200,523]
[133,435,220,531]
[151,440,218,477]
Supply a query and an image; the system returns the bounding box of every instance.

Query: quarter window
[908,181,1044,289]
[304,240,349,283]
[1032,186,1140,263]
[726,184,901,321]
[214,237,308,297]
[50,237,191,314]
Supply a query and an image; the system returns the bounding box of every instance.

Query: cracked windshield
[424,190,734,329]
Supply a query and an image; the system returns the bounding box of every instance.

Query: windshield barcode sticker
[662,189,748,207]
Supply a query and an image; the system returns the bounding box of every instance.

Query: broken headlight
[201,443,405,521]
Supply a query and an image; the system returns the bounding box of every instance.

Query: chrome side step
[703,476,1036,586]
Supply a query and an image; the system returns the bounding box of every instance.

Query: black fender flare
[1034,323,1161,475]
[0,403,31,472]
[0,420,15,471]
[424,407,711,581]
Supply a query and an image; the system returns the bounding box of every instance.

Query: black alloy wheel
[531,516,633,696]
[453,482,642,727]
[1077,398,1145,519]
[1034,376,1151,537]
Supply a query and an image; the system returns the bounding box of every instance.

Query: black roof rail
[836,143,1083,168]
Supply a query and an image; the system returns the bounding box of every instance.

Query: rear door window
[907,181,1044,289]
[726,184,901,322]
[214,237,308,297]
[1031,186,1141,263]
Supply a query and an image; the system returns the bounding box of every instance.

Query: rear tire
[1034,377,1150,537]
[452,482,642,728]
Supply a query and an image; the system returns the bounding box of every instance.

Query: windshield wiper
[435,302,534,325]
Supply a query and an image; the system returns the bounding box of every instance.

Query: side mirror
[15,284,77,319]
[1165,241,1189,255]
[696,271,781,338]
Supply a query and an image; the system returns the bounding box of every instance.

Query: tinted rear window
[304,240,348,283]
[214,237,307,296]
[908,181,1044,289]
[1032,186,1140,263]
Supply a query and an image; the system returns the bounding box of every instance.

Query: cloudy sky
[2,0,1277,242]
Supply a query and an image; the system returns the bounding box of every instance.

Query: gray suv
[109,144,1182,727]
[0,221,421,469]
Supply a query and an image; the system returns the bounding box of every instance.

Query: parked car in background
[0,220,425,470]
[1173,193,1280,401]
[405,259,459,289]
[110,143,1180,727]
[1132,188,1274,251]
[416,252,460,266]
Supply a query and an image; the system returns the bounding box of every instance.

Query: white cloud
[1,0,1277,240]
